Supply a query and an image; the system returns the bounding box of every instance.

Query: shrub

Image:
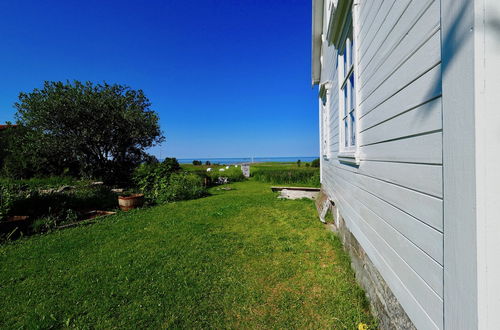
[133,160,181,198]
[0,184,16,221]
[136,170,207,203]
[134,161,207,203]
[157,173,206,202]
[162,158,181,172]
[311,158,320,168]
[192,160,202,166]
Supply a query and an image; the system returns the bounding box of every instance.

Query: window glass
[350,112,356,146]
[349,74,355,111]
[338,18,356,154]
[344,120,349,147]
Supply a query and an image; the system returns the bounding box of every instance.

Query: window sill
[337,151,359,165]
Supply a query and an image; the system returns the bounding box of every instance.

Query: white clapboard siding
[334,167,443,264]
[356,160,442,198]
[318,0,444,328]
[360,64,441,130]
[359,131,442,165]
[324,169,443,329]
[359,30,441,113]
[358,0,382,41]
[331,170,443,290]
[358,0,412,68]
[358,0,396,54]
[330,162,443,231]
[358,0,378,33]
[360,0,439,91]
[358,0,435,81]
[360,98,442,146]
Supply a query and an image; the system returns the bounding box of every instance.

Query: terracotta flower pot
[118,194,144,211]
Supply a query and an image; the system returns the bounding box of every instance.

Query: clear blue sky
[0,0,318,158]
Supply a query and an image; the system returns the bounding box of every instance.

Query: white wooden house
[312,0,500,328]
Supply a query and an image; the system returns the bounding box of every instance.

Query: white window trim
[336,5,359,165]
[319,81,333,160]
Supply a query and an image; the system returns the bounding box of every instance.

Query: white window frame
[319,82,332,160]
[336,10,358,163]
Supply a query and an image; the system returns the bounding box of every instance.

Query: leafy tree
[192,160,202,166]
[311,158,320,168]
[9,81,165,182]
[297,159,301,167]
[205,160,211,166]
[0,125,39,178]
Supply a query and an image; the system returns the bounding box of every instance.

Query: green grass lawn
[0,180,375,328]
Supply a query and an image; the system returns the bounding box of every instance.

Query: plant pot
[118,194,144,211]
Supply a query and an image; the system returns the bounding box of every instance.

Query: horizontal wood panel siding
[324,165,443,330]
[356,160,442,198]
[318,0,443,328]
[360,98,442,146]
[359,131,442,164]
[359,64,442,131]
[360,30,441,115]
[326,166,443,303]
[358,0,412,69]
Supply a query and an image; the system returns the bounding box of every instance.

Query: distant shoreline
[171,156,318,165]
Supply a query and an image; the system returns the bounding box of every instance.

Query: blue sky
[0,0,318,158]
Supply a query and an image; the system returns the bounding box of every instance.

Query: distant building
[312,0,500,329]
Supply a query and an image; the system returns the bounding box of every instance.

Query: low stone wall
[327,203,416,330]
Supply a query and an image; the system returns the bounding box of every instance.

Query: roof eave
[311,0,324,86]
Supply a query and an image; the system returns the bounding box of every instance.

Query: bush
[311,158,320,168]
[162,158,181,172]
[0,184,16,221]
[133,159,181,198]
[158,173,206,202]
[135,170,207,203]
[134,160,207,203]
[192,160,202,166]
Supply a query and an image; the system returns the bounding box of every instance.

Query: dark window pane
[350,111,356,146]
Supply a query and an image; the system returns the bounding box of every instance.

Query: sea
[175,156,318,165]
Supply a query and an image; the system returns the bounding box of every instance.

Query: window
[338,18,357,157]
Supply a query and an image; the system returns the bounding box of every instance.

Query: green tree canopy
[7,81,164,181]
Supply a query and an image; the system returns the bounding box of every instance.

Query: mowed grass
[0,180,375,328]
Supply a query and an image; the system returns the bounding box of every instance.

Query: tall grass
[183,165,245,185]
[251,168,320,187]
